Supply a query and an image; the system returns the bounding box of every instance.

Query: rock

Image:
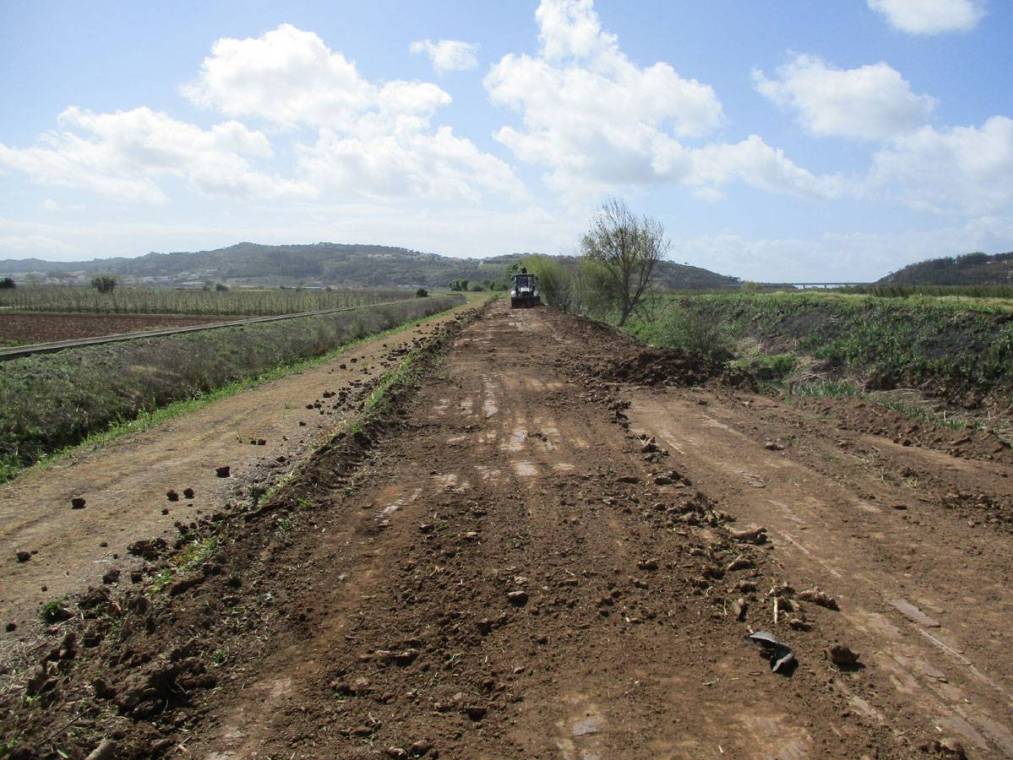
[5,622,15,632]
[127,538,167,560]
[507,590,529,606]
[637,558,659,571]
[730,598,748,622]
[166,490,179,502]
[920,739,967,758]
[16,550,31,563]
[93,677,117,699]
[764,441,785,451]
[730,526,768,544]
[257,438,267,446]
[725,555,755,572]
[828,644,861,671]
[71,497,86,510]
[798,587,840,610]
[385,749,407,759]
[464,705,487,721]
[169,575,205,596]
[215,466,231,478]
[392,648,419,666]
[183,487,195,499]
[409,740,433,756]
[84,739,116,760]
[101,568,120,585]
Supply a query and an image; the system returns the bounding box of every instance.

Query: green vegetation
[0,285,411,316]
[177,537,219,572]
[878,250,1013,287]
[0,295,464,481]
[626,291,1013,400]
[39,598,68,623]
[788,379,861,398]
[90,275,117,294]
[0,277,15,289]
[842,283,1013,300]
[149,569,174,594]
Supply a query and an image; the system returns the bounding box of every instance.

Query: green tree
[581,198,666,326]
[91,275,117,294]
[0,277,15,289]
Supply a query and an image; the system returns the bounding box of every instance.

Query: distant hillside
[0,242,739,290]
[879,251,1013,286]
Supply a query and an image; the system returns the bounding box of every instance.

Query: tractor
[510,268,541,308]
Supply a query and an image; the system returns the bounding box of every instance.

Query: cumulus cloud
[296,124,524,202]
[868,0,985,35]
[183,24,450,130]
[0,106,314,203]
[485,0,840,200]
[867,116,1013,214]
[181,24,522,202]
[410,39,479,73]
[754,54,937,141]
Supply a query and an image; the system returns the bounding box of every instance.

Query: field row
[0,312,229,347]
[0,285,414,316]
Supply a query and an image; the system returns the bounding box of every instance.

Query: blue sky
[1,0,1011,280]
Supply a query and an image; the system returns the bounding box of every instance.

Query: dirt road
[4,301,1011,759]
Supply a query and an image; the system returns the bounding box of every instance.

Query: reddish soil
[0,312,229,345]
[2,301,1011,759]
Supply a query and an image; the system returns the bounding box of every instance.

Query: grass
[177,537,219,572]
[788,379,861,398]
[38,598,68,623]
[0,296,466,483]
[628,291,1013,400]
[839,283,1013,301]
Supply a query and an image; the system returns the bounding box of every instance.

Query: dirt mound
[596,346,751,389]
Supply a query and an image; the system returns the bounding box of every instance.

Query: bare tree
[580,198,667,326]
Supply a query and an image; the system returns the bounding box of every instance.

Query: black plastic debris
[745,630,797,675]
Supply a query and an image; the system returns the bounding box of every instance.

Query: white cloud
[867,116,1013,214]
[486,0,839,201]
[754,54,937,141]
[0,106,314,204]
[410,39,479,73]
[183,24,451,130]
[181,24,522,203]
[868,0,985,35]
[296,124,525,202]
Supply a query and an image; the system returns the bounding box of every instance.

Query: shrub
[0,277,15,290]
[650,302,734,362]
[91,275,117,294]
[415,288,429,298]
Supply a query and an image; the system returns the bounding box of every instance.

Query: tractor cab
[510,268,541,308]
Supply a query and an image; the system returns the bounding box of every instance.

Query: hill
[0,242,739,290]
[879,251,1013,286]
